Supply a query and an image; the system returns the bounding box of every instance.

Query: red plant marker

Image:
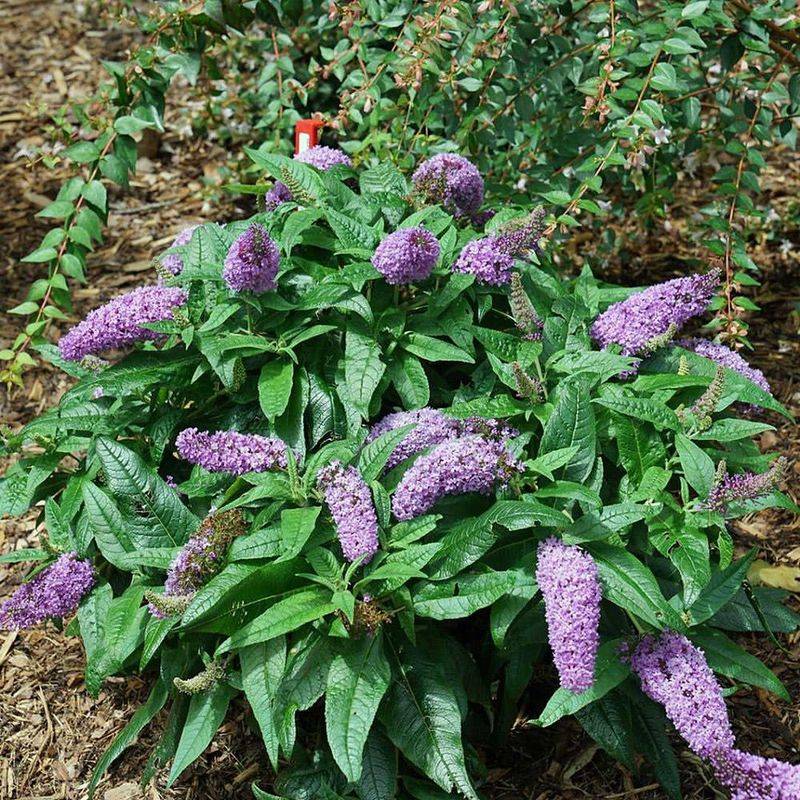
[295,119,325,155]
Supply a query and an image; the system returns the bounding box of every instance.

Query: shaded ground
[1,3,798,799]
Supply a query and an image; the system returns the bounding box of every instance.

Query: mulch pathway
[1,4,798,799]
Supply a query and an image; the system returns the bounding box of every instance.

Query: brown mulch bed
[1,3,798,799]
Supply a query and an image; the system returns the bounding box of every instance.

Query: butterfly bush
[412,153,484,219]
[161,225,199,275]
[680,338,771,395]
[223,223,281,293]
[0,553,94,629]
[5,145,796,798]
[58,285,188,361]
[392,434,522,520]
[176,428,288,475]
[590,270,720,366]
[317,461,379,563]
[535,538,601,693]
[371,227,440,285]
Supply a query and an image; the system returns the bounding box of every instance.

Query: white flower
[653,127,671,145]
[779,239,794,255]
[765,208,780,225]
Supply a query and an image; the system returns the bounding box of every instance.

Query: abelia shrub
[1,149,797,799]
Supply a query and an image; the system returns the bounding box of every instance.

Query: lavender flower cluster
[367,408,462,469]
[704,459,784,513]
[264,181,293,211]
[590,270,720,367]
[161,225,198,276]
[411,153,484,219]
[294,145,352,170]
[392,434,521,520]
[317,461,379,563]
[453,211,544,286]
[0,553,94,629]
[176,428,288,475]
[630,632,800,799]
[59,284,188,361]
[371,226,441,285]
[712,748,800,800]
[680,338,771,395]
[535,538,601,693]
[367,408,517,473]
[223,223,281,293]
[631,632,735,757]
[149,511,244,618]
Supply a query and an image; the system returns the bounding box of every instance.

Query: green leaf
[279,506,321,561]
[575,691,635,770]
[241,638,286,769]
[64,140,101,163]
[534,641,630,726]
[326,634,392,782]
[217,587,336,653]
[402,333,473,364]
[381,643,478,799]
[81,583,147,696]
[94,438,198,547]
[88,678,169,797]
[626,689,681,800]
[589,543,684,630]
[345,326,385,418]
[358,423,415,482]
[168,682,237,786]
[539,379,597,482]
[388,352,430,409]
[675,433,715,496]
[689,550,757,625]
[690,628,789,700]
[594,393,679,431]
[259,360,294,422]
[357,727,397,800]
[413,571,518,620]
[82,482,135,568]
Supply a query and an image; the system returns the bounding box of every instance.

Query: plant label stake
[295,119,324,154]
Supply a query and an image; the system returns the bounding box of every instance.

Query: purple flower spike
[372,227,440,285]
[161,225,199,275]
[58,285,188,361]
[264,181,293,211]
[176,428,288,475]
[0,553,95,629]
[703,459,784,513]
[412,153,484,219]
[367,409,463,470]
[453,237,515,286]
[680,338,771,395]
[630,631,800,800]
[391,434,521,521]
[317,461,379,563]
[453,212,544,286]
[631,632,735,759]
[590,270,720,365]
[712,748,800,800]
[149,511,245,618]
[223,223,281,293]
[294,145,352,170]
[535,538,601,693]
